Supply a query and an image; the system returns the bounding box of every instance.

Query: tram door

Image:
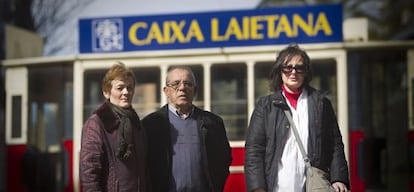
[27,64,73,192]
[348,49,411,192]
[6,63,74,192]
[408,49,414,192]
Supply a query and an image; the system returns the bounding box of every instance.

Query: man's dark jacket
[142,105,232,192]
[244,87,350,192]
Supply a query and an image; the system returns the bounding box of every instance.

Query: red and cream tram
[3,4,414,192]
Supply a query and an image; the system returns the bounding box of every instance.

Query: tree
[31,0,94,55]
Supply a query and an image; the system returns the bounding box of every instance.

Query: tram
[4,41,414,192]
[3,4,414,192]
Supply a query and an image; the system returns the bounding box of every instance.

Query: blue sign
[79,4,342,53]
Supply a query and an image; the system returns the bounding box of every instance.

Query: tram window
[84,67,161,119]
[43,103,59,146]
[310,59,337,111]
[84,70,105,118]
[348,49,409,191]
[132,67,161,117]
[255,62,273,99]
[190,65,204,106]
[28,64,73,149]
[11,95,22,138]
[211,63,247,140]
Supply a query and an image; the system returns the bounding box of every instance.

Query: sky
[42,0,261,56]
[80,0,261,18]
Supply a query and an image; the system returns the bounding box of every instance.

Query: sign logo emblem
[92,19,123,52]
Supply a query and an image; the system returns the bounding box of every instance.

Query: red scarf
[282,85,302,109]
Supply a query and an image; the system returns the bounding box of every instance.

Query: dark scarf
[108,102,135,160]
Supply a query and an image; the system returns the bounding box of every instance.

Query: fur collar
[94,102,120,132]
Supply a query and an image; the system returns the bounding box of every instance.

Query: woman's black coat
[244,87,349,192]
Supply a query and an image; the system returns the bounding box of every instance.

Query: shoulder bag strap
[283,109,313,175]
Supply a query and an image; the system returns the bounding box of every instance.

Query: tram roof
[2,40,414,67]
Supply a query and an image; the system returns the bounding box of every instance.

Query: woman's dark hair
[269,43,313,92]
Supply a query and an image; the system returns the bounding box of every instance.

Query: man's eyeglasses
[166,81,195,90]
[281,64,306,74]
